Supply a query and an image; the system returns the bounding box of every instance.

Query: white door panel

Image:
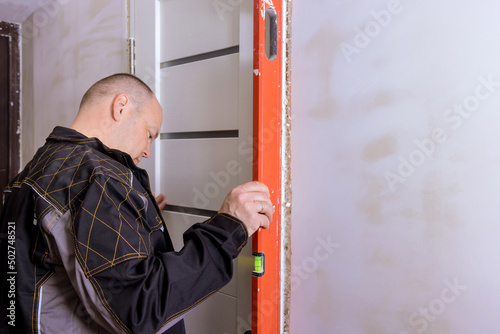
[160,54,239,133]
[184,292,237,334]
[133,1,253,332]
[159,0,239,62]
[160,138,240,211]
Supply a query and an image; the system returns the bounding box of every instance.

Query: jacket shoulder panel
[22,142,133,219]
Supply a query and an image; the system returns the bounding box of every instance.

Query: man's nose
[143,143,151,158]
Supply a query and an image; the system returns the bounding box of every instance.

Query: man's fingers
[219,182,273,236]
[255,199,273,218]
[257,214,271,230]
[154,193,167,210]
[238,181,271,196]
[256,200,264,213]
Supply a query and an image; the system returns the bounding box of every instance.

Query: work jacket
[0,127,248,333]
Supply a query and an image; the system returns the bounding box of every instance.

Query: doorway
[131,1,288,332]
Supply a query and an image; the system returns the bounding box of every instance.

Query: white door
[131,1,254,333]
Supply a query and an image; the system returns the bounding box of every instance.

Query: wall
[290,0,500,333]
[21,0,128,163]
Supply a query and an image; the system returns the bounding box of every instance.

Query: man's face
[118,97,163,165]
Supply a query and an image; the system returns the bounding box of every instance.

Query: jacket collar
[46,126,139,170]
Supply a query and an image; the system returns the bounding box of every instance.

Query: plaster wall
[21,0,127,163]
[290,1,500,333]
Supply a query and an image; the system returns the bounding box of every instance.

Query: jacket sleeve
[70,174,248,334]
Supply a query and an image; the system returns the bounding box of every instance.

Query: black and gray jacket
[0,127,248,334]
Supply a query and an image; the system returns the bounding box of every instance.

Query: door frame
[0,21,21,186]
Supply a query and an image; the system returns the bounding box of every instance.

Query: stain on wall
[363,135,397,162]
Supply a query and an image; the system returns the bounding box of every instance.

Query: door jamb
[0,21,21,183]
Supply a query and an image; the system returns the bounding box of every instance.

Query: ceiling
[0,0,46,23]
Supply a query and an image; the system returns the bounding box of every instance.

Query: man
[0,73,273,333]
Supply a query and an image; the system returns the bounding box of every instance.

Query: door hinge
[128,37,136,75]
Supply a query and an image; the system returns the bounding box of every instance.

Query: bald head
[71,73,163,164]
[79,73,154,114]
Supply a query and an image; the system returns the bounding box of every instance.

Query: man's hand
[218,181,273,236]
[153,193,167,211]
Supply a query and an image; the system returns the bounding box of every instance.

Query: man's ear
[111,93,130,122]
